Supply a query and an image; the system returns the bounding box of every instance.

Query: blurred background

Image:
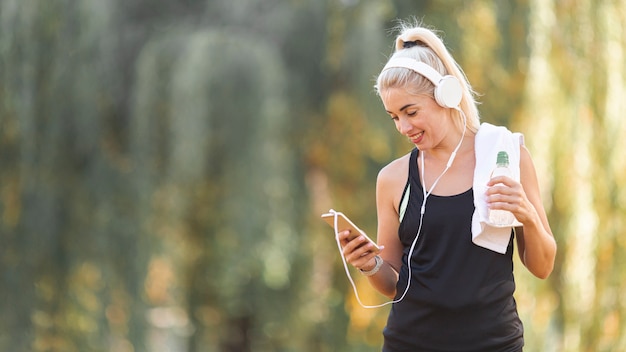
[1,0,625,351]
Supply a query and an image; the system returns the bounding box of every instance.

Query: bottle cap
[496,151,509,166]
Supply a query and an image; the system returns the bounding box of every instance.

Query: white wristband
[360,255,383,276]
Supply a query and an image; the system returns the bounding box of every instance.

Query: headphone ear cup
[434,75,463,108]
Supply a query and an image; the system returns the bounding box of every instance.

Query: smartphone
[321,210,381,253]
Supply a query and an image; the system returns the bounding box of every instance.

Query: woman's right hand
[337,229,382,271]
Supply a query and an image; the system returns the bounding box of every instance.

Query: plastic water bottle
[488,151,516,226]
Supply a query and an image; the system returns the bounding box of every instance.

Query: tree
[520,0,626,350]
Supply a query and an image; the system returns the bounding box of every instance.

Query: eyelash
[389,110,418,121]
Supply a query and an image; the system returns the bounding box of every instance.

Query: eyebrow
[386,103,415,114]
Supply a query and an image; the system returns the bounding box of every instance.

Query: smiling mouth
[409,131,424,142]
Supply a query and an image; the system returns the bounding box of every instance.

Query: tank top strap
[398,148,418,223]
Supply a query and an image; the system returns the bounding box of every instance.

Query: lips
[409,131,424,144]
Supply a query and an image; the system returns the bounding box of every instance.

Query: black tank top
[382,148,524,352]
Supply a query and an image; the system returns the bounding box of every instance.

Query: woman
[338,22,557,351]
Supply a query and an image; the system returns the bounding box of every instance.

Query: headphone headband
[383,58,443,86]
[381,57,463,109]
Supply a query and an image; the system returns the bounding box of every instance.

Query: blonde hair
[376,23,480,133]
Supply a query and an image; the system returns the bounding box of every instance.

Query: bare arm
[486,146,556,278]
[338,157,407,298]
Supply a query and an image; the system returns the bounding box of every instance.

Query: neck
[423,130,472,165]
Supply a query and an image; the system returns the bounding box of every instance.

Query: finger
[486,175,516,187]
[487,185,515,202]
[337,229,360,248]
[486,191,515,203]
[342,234,369,254]
[488,194,527,213]
[347,246,379,267]
[343,235,375,259]
[336,229,351,244]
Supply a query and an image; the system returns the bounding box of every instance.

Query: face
[382,87,456,151]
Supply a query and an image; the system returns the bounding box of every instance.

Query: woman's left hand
[485,175,538,225]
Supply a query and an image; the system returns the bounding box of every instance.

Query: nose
[397,118,412,136]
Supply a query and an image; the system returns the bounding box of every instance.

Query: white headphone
[382,57,463,109]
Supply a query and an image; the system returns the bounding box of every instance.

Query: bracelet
[359,255,383,276]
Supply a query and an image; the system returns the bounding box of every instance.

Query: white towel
[472,123,524,254]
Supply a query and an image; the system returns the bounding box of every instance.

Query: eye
[407,110,418,117]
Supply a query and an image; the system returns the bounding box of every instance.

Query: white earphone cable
[332,107,468,309]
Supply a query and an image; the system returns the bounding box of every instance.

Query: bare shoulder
[377,152,411,184]
[376,152,412,212]
[519,145,544,205]
[520,144,532,162]
[519,145,538,180]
